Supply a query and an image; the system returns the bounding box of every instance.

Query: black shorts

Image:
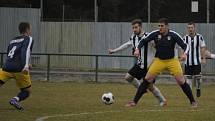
[128,64,150,80]
[185,64,201,75]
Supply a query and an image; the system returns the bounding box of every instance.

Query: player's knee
[125,73,134,82]
[175,75,185,85]
[145,75,155,83]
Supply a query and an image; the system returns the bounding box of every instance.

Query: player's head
[19,22,31,36]
[158,18,169,34]
[131,19,142,35]
[187,22,196,35]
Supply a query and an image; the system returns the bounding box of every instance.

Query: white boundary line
[36,109,203,121]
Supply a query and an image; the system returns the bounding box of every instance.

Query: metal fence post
[0,53,3,68]
[95,55,98,82]
[47,54,51,81]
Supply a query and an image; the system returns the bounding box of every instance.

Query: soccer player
[183,22,206,97]
[126,18,197,107]
[0,22,33,110]
[108,19,167,106]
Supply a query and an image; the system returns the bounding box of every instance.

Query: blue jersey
[3,35,34,72]
[138,30,189,60]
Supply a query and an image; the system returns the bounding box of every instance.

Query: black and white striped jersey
[112,32,155,69]
[183,33,206,66]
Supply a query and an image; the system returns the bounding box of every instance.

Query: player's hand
[134,49,140,57]
[29,64,32,70]
[22,66,29,73]
[108,49,114,54]
[180,53,187,61]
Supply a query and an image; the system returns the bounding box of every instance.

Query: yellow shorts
[148,58,183,76]
[0,69,31,89]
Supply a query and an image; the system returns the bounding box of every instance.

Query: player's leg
[9,71,31,110]
[125,73,140,88]
[192,65,202,97]
[126,64,144,88]
[0,69,12,87]
[148,84,167,106]
[126,58,166,107]
[184,65,194,90]
[168,59,196,107]
[194,75,202,97]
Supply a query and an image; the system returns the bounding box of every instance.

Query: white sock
[13,96,20,101]
[187,79,193,90]
[211,54,215,59]
[195,78,201,90]
[151,86,166,102]
[131,78,141,88]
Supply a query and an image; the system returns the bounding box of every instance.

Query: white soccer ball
[101,92,114,105]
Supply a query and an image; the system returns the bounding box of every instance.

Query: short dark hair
[158,18,169,25]
[131,19,142,26]
[18,22,30,34]
[188,21,196,27]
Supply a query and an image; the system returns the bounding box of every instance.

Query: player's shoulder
[149,30,159,34]
[9,35,25,44]
[196,33,203,37]
[169,30,180,35]
[183,34,190,38]
[169,30,183,37]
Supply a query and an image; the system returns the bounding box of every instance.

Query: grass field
[0,81,215,121]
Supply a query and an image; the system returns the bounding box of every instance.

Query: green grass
[0,81,215,121]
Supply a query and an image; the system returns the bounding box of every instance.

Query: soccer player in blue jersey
[0,22,33,110]
[126,18,197,108]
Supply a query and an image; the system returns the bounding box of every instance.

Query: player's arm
[108,40,132,54]
[134,31,157,57]
[174,33,189,61]
[199,35,206,63]
[21,36,34,72]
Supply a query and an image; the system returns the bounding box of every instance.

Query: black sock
[180,82,195,104]
[17,90,30,102]
[133,79,150,104]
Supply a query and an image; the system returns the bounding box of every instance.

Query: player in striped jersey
[183,22,212,97]
[108,19,167,106]
[0,22,33,110]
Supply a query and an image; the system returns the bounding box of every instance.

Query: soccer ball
[101,92,114,105]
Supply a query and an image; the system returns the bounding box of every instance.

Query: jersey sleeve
[200,35,206,47]
[112,40,132,53]
[21,36,34,68]
[138,30,157,49]
[174,33,189,54]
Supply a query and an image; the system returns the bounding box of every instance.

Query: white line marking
[36,109,203,121]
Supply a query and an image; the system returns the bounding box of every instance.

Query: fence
[1,7,215,74]
[0,52,135,82]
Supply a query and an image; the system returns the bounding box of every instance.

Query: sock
[151,86,166,102]
[186,78,193,90]
[131,78,141,88]
[195,77,201,90]
[16,90,30,102]
[180,82,195,104]
[133,79,150,104]
[211,54,215,59]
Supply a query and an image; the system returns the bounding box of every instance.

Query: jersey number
[8,46,17,58]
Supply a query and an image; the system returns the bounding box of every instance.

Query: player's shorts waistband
[154,57,179,61]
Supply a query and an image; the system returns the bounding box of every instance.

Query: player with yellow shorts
[0,22,33,110]
[126,18,197,108]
